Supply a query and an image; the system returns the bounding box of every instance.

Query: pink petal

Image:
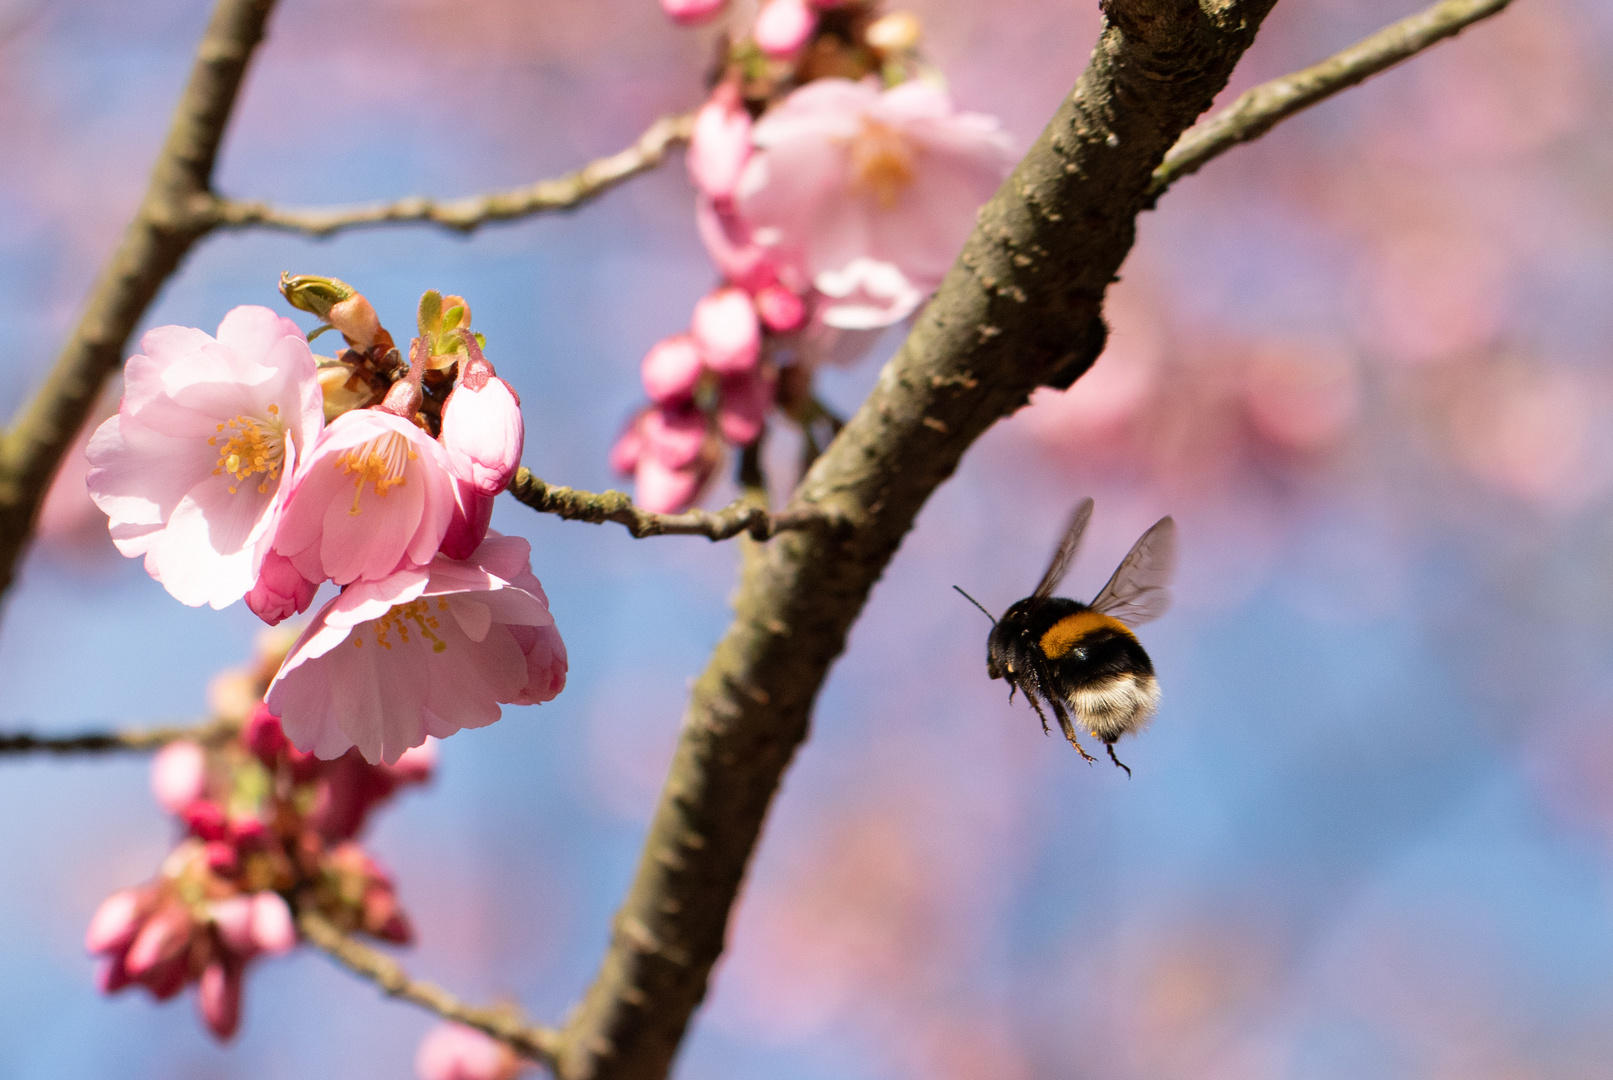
[688,86,754,203]
[150,740,207,813]
[754,0,816,55]
[660,0,726,25]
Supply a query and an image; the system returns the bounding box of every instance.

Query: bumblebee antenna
[952,585,997,625]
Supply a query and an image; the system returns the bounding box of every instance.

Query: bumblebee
[958,498,1176,775]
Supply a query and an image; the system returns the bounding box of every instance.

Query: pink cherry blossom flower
[150,740,207,813]
[441,356,523,496]
[688,85,753,204]
[754,0,816,56]
[442,479,496,561]
[272,408,456,586]
[696,197,806,295]
[416,1022,527,1080]
[86,306,324,608]
[641,335,706,405]
[735,78,1013,329]
[265,533,566,764]
[660,0,726,26]
[691,287,762,374]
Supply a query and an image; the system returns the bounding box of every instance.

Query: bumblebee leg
[1047,696,1097,764]
[1104,742,1132,778]
[1023,692,1052,736]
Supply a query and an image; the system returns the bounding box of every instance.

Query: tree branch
[0,719,236,756]
[507,469,836,541]
[209,112,695,237]
[551,2,1285,1078]
[0,0,279,606]
[1150,0,1514,197]
[296,911,560,1068]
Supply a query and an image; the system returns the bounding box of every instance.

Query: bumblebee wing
[1090,515,1177,626]
[1033,497,1095,599]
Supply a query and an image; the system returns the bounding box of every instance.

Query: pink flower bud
[635,458,705,514]
[230,816,269,846]
[660,0,726,24]
[197,960,243,1040]
[609,420,644,475]
[754,284,807,332]
[144,952,190,1000]
[416,1022,527,1080]
[204,840,239,875]
[442,479,495,560]
[249,891,297,955]
[641,335,705,404]
[716,369,775,445]
[97,953,134,994]
[209,895,257,954]
[688,86,753,204]
[244,703,288,763]
[441,366,523,496]
[246,550,320,626]
[691,288,761,374]
[124,904,192,977]
[754,0,816,56]
[182,800,228,842]
[390,740,438,785]
[641,405,709,470]
[150,740,206,813]
[86,888,148,955]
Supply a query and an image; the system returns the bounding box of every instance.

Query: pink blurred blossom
[754,0,817,57]
[660,0,726,26]
[611,404,723,514]
[416,1022,527,1080]
[197,959,243,1040]
[272,407,456,586]
[754,284,807,333]
[85,306,325,608]
[441,356,523,496]
[265,533,566,764]
[150,740,207,813]
[735,79,1013,329]
[641,335,706,404]
[688,84,753,204]
[691,287,762,374]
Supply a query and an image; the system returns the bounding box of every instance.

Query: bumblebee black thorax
[987,597,1154,683]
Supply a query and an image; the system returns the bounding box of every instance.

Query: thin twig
[1150,0,1513,197]
[211,112,695,237]
[507,468,837,541]
[0,0,279,606]
[0,718,237,756]
[297,911,560,1068]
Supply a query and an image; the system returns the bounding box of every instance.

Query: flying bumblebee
[957,498,1177,775]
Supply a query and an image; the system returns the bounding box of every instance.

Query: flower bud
[691,287,761,374]
[209,895,257,954]
[124,904,192,977]
[865,11,921,53]
[204,840,239,875]
[86,888,149,955]
[416,1023,527,1080]
[317,359,377,422]
[182,800,228,842]
[246,551,320,627]
[441,363,523,496]
[150,740,207,813]
[753,284,807,332]
[754,0,816,56]
[197,960,243,1040]
[279,274,390,350]
[244,703,289,763]
[660,0,726,25]
[641,335,705,404]
[442,479,495,561]
[249,891,297,955]
[689,85,753,204]
[716,368,775,445]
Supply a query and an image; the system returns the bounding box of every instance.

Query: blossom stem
[1149,0,1515,198]
[207,112,696,237]
[507,468,837,541]
[296,910,559,1068]
[0,719,238,757]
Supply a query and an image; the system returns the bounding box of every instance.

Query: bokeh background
[4,0,1613,1076]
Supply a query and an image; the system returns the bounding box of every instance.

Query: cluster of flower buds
[619,1,1014,511]
[86,279,566,765]
[87,636,432,1040]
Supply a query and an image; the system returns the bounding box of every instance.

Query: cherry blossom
[265,533,566,765]
[735,78,1014,328]
[85,306,324,608]
[416,1023,527,1080]
[440,353,524,497]
[271,407,456,587]
[688,84,753,205]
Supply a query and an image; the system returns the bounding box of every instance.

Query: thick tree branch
[0,719,236,756]
[552,2,1284,1078]
[209,112,695,237]
[297,911,560,1068]
[508,469,836,541]
[1150,0,1513,197]
[0,0,278,605]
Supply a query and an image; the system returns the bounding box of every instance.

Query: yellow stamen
[334,431,417,515]
[211,413,287,496]
[363,598,448,653]
[849,119,915,209]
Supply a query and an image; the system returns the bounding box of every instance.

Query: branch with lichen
[0,0,279,607]
[0,719,238,757]
[1150,0,1514,197]
[209,112,695,237]
[507,468,836,541]
[297,910,559,1068]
